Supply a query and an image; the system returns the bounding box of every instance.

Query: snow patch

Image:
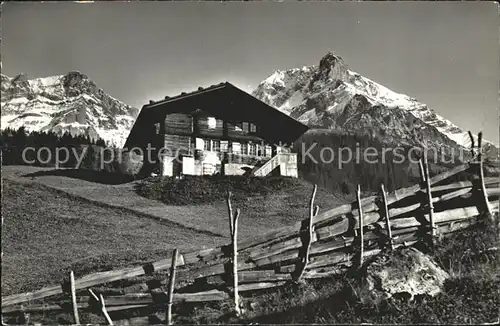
[253,56,497,152]
[1,72,138,146]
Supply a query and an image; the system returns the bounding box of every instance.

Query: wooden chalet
[123,82,309,177]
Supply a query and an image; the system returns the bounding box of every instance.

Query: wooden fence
[2,136,499,324]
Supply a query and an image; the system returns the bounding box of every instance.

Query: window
[220,140,229,152]
[203,139,211,151]
[232,142,241,154]
[207,117,217,129]
[250,123,257,133]
[249,143,257,156]
[202,139,222,152]
[257,144,266,156]
[212,140,221,152]
[216,119,223,129]
[265,145,272,157]
[242,122,249,132]
[241,143,248,155]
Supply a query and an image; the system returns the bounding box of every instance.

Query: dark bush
[134,175,300,205]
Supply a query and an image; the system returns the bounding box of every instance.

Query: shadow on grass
[23,168,142,185]
[248,284,358,324]
[246,275,500,324]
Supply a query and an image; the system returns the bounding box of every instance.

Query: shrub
[134,175,300,205]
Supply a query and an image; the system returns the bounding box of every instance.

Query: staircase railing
[252,153,283,177]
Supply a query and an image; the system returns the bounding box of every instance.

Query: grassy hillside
[134,175,350,228]
[2,173,349,297]
[1,171,350,325]
[1,180,222,296]
[241,217,499,324]
[2,173,498,324]
[172,217,499,324]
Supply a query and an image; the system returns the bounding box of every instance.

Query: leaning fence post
[99,294,113,326]
[468,131,476,158]
[294,184,318,282]
[472,132,493,219]
[380,184,394,250]
[89,289,113,325]
[227,190,235,235]
[356,185,364,266]
[227,191,241,316]
[166,249,178,325]
[232,209,240,317]
[70,271,80,325]
[420,151,436,247]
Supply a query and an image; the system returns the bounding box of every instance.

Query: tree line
[293,129,472,195]
[1,127,106,169]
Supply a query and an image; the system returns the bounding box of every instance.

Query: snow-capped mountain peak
[253,52,497,158]
[1,71,139,147]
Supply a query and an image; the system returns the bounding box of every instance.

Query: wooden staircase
[252,153,283,177]
[245,160,265,176]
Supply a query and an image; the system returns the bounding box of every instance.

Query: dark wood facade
[124,82,308,176]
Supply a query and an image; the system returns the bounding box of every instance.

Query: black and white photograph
[1,1,499,325]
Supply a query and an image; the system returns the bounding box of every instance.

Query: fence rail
[2,134,499,324]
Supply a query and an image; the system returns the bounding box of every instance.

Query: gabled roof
[124,82,309,148]
[145,82,229,107]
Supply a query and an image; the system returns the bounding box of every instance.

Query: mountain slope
[253,52,498,163]
[1,72,138,147]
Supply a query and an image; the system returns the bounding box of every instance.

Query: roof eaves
[144,82,228,109]
[226,83,309,130]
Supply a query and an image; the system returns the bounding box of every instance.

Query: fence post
[468,131,476,158]
[356,185,364,266]
[166,249,178,325]
[227,190,234,238]
[419,152,436,248]
[227,191,241,317]
[469,132,493,219]
[89,289,113,325]
[424,152,436,244]
[380,184,394,250]
[294,184,318,282]
[19,304,29,325]
[70,271,80,325]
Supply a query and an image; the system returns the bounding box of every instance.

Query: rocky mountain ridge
[253,52,498,163]
[1,71,138,147]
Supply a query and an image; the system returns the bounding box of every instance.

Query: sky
[1,1,499,143]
